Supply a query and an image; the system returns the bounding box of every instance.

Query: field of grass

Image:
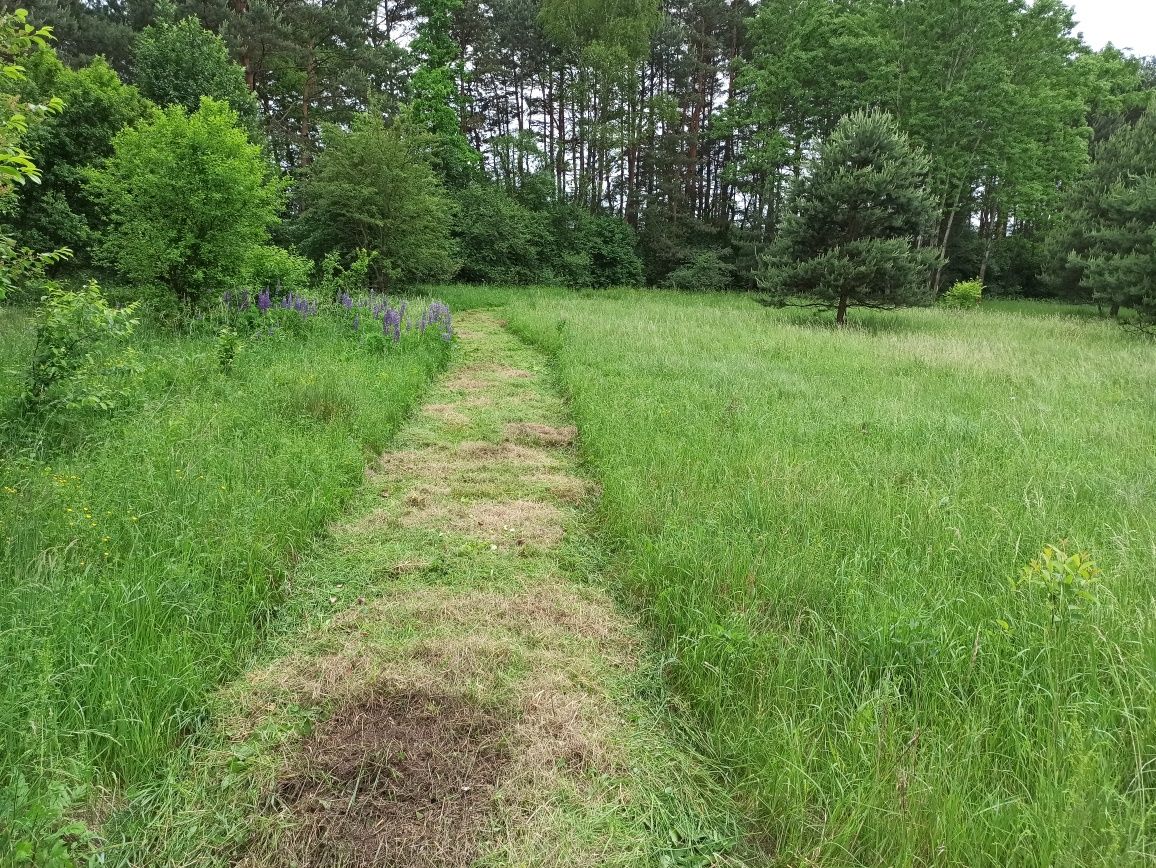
[0,307,449,857]
[432,288,1156,864]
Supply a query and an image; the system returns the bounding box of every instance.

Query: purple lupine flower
[224,290,233,308]
[340,293,353,310]
[257,288,271,314]
[353,313,360,331]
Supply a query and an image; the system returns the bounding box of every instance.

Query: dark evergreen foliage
[759,111,939,324]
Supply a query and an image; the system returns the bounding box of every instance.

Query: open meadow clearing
[472,288,1156,864]
[3,0,1156,862]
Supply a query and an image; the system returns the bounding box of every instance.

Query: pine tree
[410,0,478,185]
[758,110,939,325]
[1068,100,1156,326]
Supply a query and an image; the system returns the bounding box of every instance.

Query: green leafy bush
[24,280,140,413]
[317,248,375,300]
[664,250,734,292]
[243,245,312,295]
[452,184,552,284]
[296,112,457,290]
[940,279,983,308]
[547,204,643,288]
[88,97,283,311]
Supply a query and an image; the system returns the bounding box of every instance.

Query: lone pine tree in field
[1065,100,1156,326]
[759,110,939,325]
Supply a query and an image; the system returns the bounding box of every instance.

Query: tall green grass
[0,312,447,855]
[498,289,1156,864]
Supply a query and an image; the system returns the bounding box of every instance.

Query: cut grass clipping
[102,312,744,867]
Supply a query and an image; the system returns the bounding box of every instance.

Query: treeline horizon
[9,0,1156,298]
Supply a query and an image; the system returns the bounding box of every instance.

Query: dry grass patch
[504,422,578,447]
[398,498,565,549]
[422,403,471,427]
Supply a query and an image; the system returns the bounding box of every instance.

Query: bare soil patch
[274,690,510,867]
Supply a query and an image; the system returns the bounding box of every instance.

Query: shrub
[452,184,552,285]
[88,97,283,311]
[318,248,376,302]
[23,280,141,414]
[939,279,983,309]
[547,205,643,288]
[243,245,312,296]
[664,250,735,292]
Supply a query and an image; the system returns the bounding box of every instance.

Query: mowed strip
[109,312,744,867]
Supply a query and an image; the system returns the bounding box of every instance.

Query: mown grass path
[111,311,741,867]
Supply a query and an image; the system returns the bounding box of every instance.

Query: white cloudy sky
[1067,0,1156,57]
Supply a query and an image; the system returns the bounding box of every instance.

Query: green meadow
[436,288,1155,865]
[0,310,449,854]
[3,290,1155,864]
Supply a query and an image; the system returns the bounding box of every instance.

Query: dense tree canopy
[3,0,1154,303]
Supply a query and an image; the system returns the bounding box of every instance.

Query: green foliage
[409,0,478,184]
[133,18,256,126]
[297,111,457,290]
[0,8,63,201]
[317,248,375,300]
[1012,542,1102,633]
[545,204,643,288]
[939,279,983,309]
[1060,101,1156,327]
[242,245,311,295]
[214,326,241,375]
[89,97,283,310]
[452,183,553,284]
[0,233,69,303]
[23,280,140,414]
[12,53,152,261]
[664,250,734,292]
[759,110,939,325]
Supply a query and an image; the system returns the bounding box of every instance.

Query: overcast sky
[1066,0,1156,57]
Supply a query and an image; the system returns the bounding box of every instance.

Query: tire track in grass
[110,311,746,867]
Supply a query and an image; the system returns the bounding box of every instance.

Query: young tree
[296,111,458,289]
[133,17,257,126]
[1065,101,1156,325]
[89,97,283,308]
[758,111,939,326]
